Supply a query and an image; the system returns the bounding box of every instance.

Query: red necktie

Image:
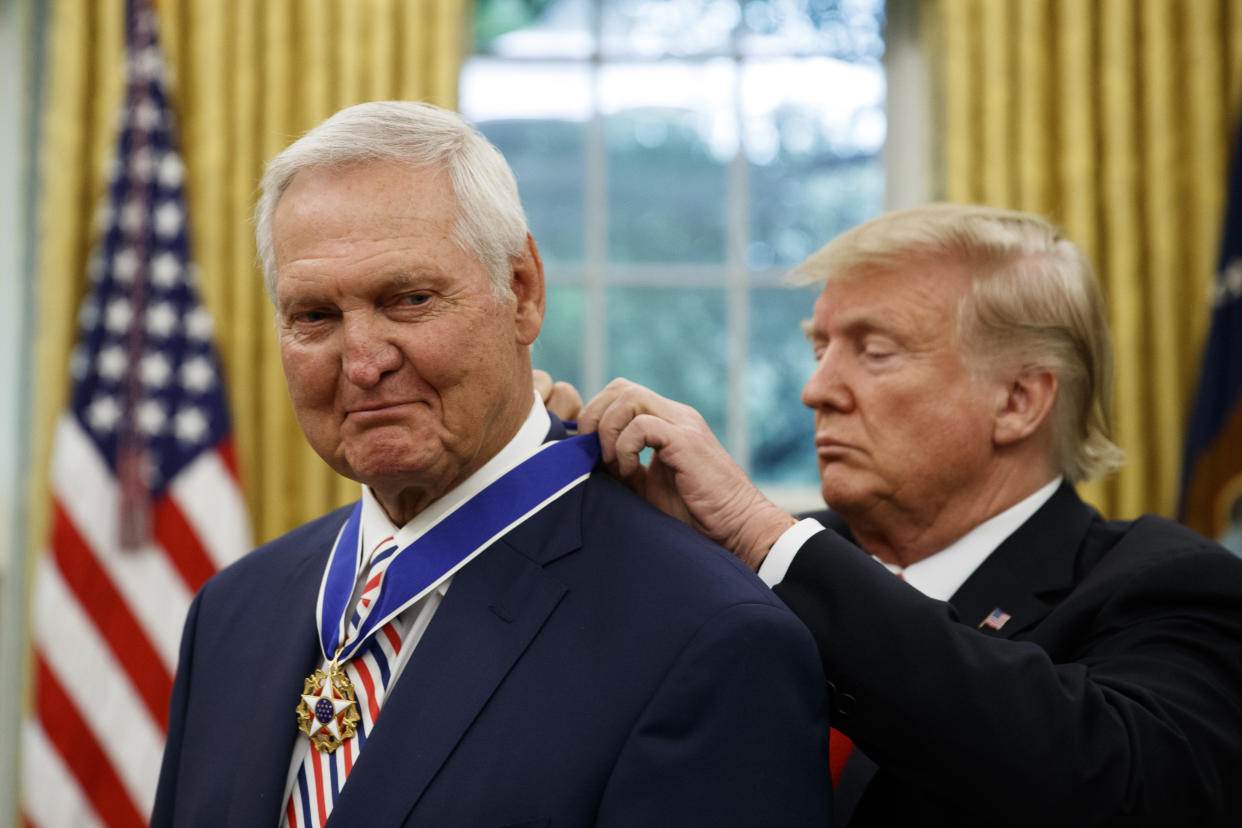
[829,729,855,787]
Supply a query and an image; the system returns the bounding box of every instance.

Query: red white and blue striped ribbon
[285,538,405,828]
[283,432,600,826]
[345,536,396,642]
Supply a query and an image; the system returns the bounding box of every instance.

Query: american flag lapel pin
[979,608,1012,631]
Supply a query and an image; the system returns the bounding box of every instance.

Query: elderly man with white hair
[152,101,831,827]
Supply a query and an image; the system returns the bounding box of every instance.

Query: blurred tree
[475,0,561,51]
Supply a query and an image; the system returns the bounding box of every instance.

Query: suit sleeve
[775,528,1242,827]
[596,601,832,827]
[150,587,203,826]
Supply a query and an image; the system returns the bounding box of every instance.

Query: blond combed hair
[791,203,1124,483]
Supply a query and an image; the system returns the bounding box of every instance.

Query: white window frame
[464,0,930,510]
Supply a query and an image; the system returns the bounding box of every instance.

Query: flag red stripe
[286,793,299,828]
[153,494,218,592]
[50,500,173,729]
[34,655,146,828]
[215,436,242,482]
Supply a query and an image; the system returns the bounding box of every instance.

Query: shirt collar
[358,391,552,585]
[889,477,1062,601]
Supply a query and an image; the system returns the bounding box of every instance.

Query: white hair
[254,101,528,300]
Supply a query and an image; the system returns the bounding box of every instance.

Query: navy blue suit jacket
[782,483,1242,827]
[153,433,831,826]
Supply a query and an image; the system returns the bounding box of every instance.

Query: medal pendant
[295,663,360,753]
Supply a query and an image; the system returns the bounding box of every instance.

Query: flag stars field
[185,305,213,340]
[140,352,172,388]
[86,395,122,433]
[154,201,182,238]
[1216,259,1242,307]
[174,407,209,444]
[158,153,183,188]
[97,346,127,381]
[181,356,215,392]
[151,251,180,286]
[105,297,133,334]
[146,302,178,338]
[111,248,139,283]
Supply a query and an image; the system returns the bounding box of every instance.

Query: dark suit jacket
[153,443,832,826]
[780,483,1242,828]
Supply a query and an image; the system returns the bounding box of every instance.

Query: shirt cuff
[758,518,826,587]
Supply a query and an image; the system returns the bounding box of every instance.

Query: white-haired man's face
[271,161,545,524]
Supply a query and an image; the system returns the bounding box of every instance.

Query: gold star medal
[295,662,360,753]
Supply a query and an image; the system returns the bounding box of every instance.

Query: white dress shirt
[759,478,1063,600]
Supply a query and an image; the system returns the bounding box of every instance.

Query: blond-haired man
[576,204,1242,827]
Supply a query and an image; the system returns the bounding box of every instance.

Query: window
[462,0,886,493]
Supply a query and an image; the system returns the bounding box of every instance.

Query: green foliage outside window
[467,0,885,488]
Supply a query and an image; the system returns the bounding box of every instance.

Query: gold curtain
[29,0,468,563]
[931,0,1242,519]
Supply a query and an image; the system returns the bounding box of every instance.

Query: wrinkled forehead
[276,161,455,217]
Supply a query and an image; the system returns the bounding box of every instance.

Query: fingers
[533,369,585,421]
[545,381,583,421]
[579,378,696,458]
[612,413,673,478]
[577,377,642,436]
[533,369,553,401]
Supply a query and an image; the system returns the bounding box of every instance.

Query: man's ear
[993,368,1058,446]
[511,233,546,346]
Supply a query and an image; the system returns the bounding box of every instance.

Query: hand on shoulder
[574,377,796,571]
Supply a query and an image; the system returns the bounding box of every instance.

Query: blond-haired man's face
[801,266,1001,535]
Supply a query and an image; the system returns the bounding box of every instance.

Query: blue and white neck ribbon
[315,433,600,665]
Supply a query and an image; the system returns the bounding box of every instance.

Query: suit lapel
[830,485,1096,824]
[328,483,585,827]
[225,510,348,825]
[949,482,1095,638]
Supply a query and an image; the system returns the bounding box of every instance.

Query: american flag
[979,608,1012,631]
[22,1,251,825]
[1180,111,1242,544]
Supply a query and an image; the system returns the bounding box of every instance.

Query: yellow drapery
[931,0,1242,519]
[28,0,468,561]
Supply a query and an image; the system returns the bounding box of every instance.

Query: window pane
[740,0,885,58]
[463,0,887,492]
[607,286,727,436]
[747,284,819,484]
[601,0,740,57]
[475,0,594,58]
[602,60,736,263]
[743,57,884,266]
[462,61,590,264]
[534,284,586,391]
